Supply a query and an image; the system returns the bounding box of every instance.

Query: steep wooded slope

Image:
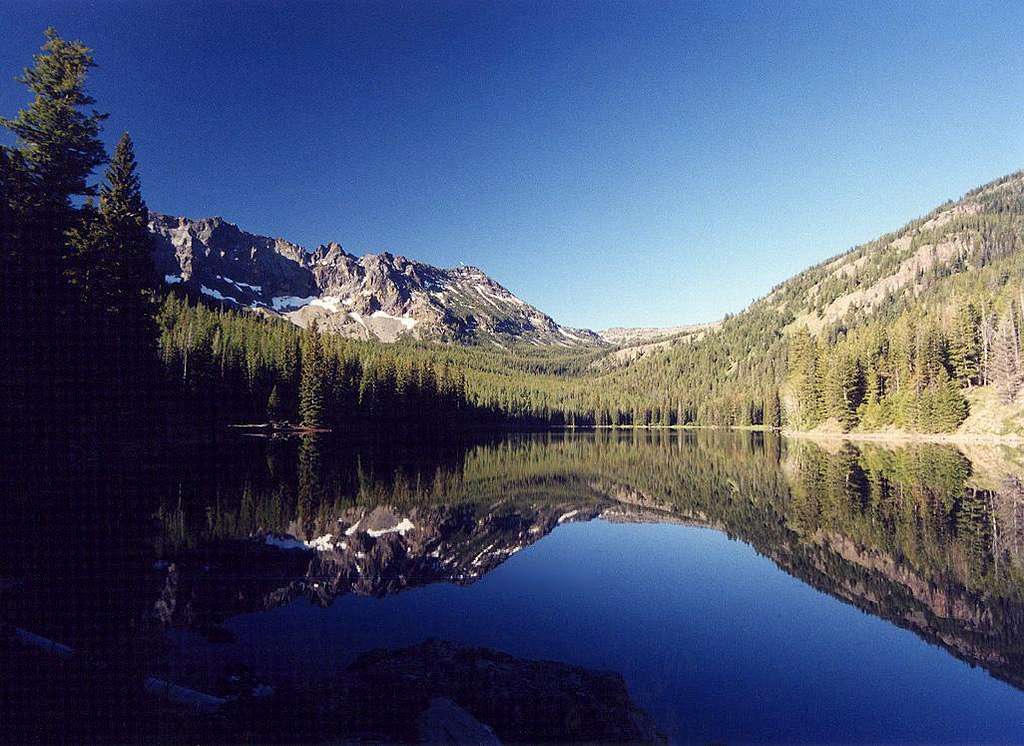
[603,170,1024,430]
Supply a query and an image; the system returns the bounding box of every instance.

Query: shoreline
[565,424,1024,446]
[781,429,1024,446]
[221,422,1024,447]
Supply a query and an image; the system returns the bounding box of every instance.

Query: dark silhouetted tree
[267,385,287,422]
[1,28,107,441]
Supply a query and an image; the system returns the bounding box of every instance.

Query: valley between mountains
[151,170,1024,439]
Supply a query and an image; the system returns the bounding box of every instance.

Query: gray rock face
[150,213,603,347]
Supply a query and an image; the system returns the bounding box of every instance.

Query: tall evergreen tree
[764,389,782,429]
[950,301,981,388]
[927,374,969,432]
[100,133,154,314]
[0,29,107,212]
[0,28,107,442]
[1,28,107,297]
[267,385,287,422]
[63,132,157,428]
[299,325,327,427]
[824,353,864,431]
[992,313,1021,404]
[788,328,823,428]
[3,38,103,199]
[912,322,946,387]
[67,133,153,316]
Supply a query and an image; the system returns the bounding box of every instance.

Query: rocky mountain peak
[150,213,604,347]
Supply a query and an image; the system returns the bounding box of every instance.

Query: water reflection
[9,429,1024,741]
[149,430,1024,692]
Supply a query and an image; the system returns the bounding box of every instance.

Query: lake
[6,429,1024,742]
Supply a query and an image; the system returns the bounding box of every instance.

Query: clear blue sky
[3,2,1024,329]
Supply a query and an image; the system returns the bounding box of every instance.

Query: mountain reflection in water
[7,429,1024,742]
[156,433,1024,684]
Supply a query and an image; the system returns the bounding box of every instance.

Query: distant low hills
[598,323,718,346]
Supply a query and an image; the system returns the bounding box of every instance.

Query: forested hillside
[156,293,639,431]
[602,171,1024,433]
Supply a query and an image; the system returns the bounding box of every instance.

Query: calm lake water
[10,430,1024,742]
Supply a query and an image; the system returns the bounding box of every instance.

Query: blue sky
[3,1,1024,329]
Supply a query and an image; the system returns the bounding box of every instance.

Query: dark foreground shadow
[1,634,663,744]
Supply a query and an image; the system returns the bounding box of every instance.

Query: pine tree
[788,327,823,428]
[67,133,153,317]
[0,28,107,222]
[863,364,882,405]
[764,389,782,429]
[1,28,107,300]
[62,132,158,429]
[100,133,153,313]
[1,29,108,441]
[928,374,969,432]
[992,313,1021,404]
[980,306,995,386]
[950,302,981,387]
[889,316,915,393]
[824,353,864,431]
[267,385,287,422]
[299,325,327,427]
[912,322,945,387]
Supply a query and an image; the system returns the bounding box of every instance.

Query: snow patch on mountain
[264,532,340,552]
[218,275,262,293]
[367,518,416,537]
[201,285,238,304]
[310,296,343,312]
[271,295,317,311]
[370,310,418,329]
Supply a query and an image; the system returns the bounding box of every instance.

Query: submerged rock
[333,639,665,743]
[203,639,663,743]
[418,697,500,744]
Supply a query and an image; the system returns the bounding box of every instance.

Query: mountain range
[153,170,1024,357]
[150,214,604,347]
